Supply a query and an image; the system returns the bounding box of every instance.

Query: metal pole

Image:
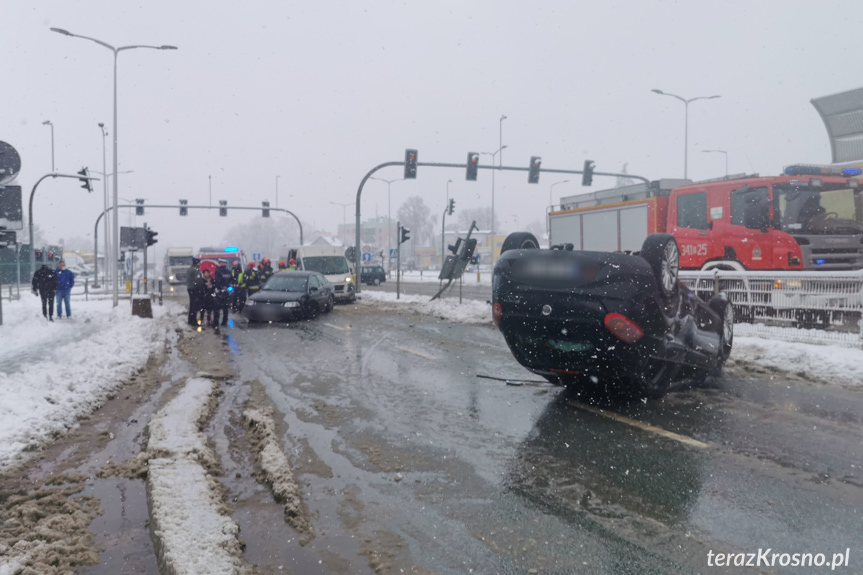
[42,120,54,173]
[396,220,400,299]
[276,175,280,209]
[112,48,120,306]
[684,100,689,179]
[99,123,108,286]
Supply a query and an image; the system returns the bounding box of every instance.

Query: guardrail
[680,269,863,348]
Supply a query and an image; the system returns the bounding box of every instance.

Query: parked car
[491,232,733,400]
[361,265,386,285]
[242,271,335,322]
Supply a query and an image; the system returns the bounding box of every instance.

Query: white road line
[569,402,711,449]
[394,345,437,361]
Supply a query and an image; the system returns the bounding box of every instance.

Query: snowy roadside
[0,294,174,474]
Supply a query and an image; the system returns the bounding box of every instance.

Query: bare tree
[397,196,434,246]
[221,216,313,260]
[456,206,498,232]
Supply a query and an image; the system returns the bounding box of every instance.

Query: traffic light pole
[92,203,304,288]
[396,220,401,300]
[353,159,647,295]
[28,172,101,282]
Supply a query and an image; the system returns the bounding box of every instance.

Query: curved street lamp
[480,144,507,264]
[368,176,404,272]
[702,149,728,176]
[651,89,721,179]
[41,120,55,173]
[51,27,177,307]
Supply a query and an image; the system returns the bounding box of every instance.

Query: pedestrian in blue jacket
[55,260,76,318]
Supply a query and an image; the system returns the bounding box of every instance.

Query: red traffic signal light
[466,152,479,181]
[404,149,418,179]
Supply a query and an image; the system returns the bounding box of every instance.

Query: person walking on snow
[32,264,58,320]
[55,260,75,319]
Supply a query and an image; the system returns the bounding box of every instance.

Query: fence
[680,269,863,348]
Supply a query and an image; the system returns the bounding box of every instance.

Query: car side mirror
[310,286,318,292]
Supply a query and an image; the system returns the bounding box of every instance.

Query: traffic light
[448,237,462,255]
[399,225,411,244]
[448,198,455,215]
[582,160,595,186]
[262,201,270,218]
[219,200,227,216]
[77,167,92,192]
[404,148,418,179]
[146,227,158,247]
[136,199,145,216]
[466,152,479,181]
[462,238,477,260]
[35,249,43,262]
[179,199,188,216]
[528,156,542,184]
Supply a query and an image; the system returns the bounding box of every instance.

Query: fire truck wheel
[640,233,680,299]
[500,232,540,254]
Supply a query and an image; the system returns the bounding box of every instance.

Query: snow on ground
[1,280,861,573]
[0,292,175,473]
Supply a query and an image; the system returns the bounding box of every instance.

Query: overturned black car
[492,232,733,399]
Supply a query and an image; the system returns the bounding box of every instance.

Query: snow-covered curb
[146,376,247,575]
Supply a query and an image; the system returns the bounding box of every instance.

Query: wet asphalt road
[218,296,863,574]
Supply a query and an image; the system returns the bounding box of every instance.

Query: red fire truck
[549,165,863,271]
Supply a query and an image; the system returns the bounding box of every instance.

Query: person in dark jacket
[32,264,59,320]
[55,260,76,319]
[199,268,216,327]
[212,259,233,329]
[186,258,204,326]
[259,257,274,285]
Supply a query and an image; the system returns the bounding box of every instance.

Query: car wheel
[306,301,320,319]
[326,294,335,313]
[373,278,381,286]
[708,294,734,362]
[640,233,680,299]
[500,232,540,255]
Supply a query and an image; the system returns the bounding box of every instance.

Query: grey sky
[4,0,863,258]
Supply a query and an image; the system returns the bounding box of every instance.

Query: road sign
[253,253,261,261]
[362,244,372,254]
[362,253,371,262]
[390,249,398,257]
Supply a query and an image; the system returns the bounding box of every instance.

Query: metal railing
[680,269,863,348]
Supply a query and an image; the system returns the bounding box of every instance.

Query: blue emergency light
[815,259,826,265]
[224,246,239,252]
[784,164,863,177]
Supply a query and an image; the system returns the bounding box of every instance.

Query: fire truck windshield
[774,184,863,235]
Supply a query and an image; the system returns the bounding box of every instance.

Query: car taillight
[492,302,503,328]
[604,313,643,344]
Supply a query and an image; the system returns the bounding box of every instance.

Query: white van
[279,245,356,303]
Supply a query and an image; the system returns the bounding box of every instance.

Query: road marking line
[394,345,437,361]
[323,323,350,331]
[570,402,710,449]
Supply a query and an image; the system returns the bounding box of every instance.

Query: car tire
[326,294,335,313]
[500,232,540,255]
[373,278,381,286]
[708,293,734,362]
[640,233,680,299]
[306,301,320,319]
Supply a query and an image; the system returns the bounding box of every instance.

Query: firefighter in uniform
[230,260,244,312]
[244,261,261,300]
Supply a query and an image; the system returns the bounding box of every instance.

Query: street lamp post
[548,179,569,244]
[98,123,109,286]
[651,89,721,179]
[702,149,728,177]
[42,120,54,173]
[276,175,280,209]
[368,176,404,273]
[51,27,177,307]
[480,144,507,264]
[330,201,351,246]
